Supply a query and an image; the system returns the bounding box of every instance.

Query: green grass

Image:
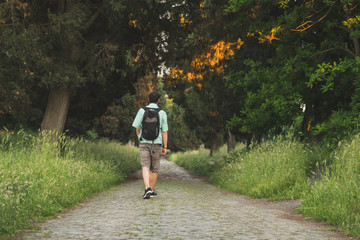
[214,139,311,200]
[170,139,310,200]
[299,134,360,237]
[0,131,140,238]
[169,145,233,177]
[169,148,218,177]
[170,135,360,237]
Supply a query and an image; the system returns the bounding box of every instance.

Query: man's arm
[161,131,168,156]
[136,128,140,140]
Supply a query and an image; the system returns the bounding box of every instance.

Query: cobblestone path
[22,159,354,240]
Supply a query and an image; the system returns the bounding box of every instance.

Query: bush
[314,110,358,150]
[299,134,360,237]
[100,93,137,143]
[0,132,140,238]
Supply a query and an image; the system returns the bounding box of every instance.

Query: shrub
[100,93,137,143]
[314,110,358,150]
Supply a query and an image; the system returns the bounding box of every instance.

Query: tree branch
[311,47,355,58]
[0,24,13,27]
[84,5,104,33]
[291,6,331,32]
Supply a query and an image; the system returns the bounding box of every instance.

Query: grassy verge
[170,135,360,237]
[0,131,140,238]
[299,135,360,237]
[210,139,311,200]
[168,145,228,177]
[170,139,311,200]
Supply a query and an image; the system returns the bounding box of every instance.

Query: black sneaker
[142,187,152,199]
[150,191,158,198]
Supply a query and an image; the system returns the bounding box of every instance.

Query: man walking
[132,91,168,199]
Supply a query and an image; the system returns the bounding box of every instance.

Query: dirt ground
[20,159,358,240]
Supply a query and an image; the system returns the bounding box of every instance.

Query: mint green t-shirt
[132,103,168,145]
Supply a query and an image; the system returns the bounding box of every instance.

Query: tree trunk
[210,132,222,157]
[41,88,71,136]
[353,38,360,57]
[348,10,360,57]
[40,1,81,138]
[227,129,236,153]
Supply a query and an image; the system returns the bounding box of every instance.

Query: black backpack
[141,107,161,141]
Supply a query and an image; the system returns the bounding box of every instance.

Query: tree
[1,1,125,135]
[165,0,244,154]
[100,93,137,143]
[223,0,360,145]
[167,101,202,151]
[0,0,191,140]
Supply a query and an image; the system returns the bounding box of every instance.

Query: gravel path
[21,159,355,240]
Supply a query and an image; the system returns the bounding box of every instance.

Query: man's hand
[161,148,167,156]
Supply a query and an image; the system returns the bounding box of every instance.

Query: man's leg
[149,171,158,191]
[149,144,161,193]
[142,167,151,189]
[140,144,151,188]
[139,144,153,199]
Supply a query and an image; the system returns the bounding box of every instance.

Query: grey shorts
[139,143,162,173]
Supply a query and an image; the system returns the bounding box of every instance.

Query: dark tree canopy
[1,0,360,149]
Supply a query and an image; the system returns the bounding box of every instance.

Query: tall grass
[170,135,360,237]
[299,134,360,236]
[170,139,312,200]
[0,131,140,238]
[211,139,311,200]
[169,145,228,177]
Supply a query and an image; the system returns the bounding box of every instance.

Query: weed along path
[22,159,353,240]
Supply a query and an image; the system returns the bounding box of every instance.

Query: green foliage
[226,0,256,12]
[171,137,312,200]
[220,0,360,146]
[226,60,302,138]
[171,133,360,236]
[0,132,140,238]
[167,102,201,151]
[85,129,99,141]
[314,110,359,150]
[169,145,228,176]
[211,139,310,200]
[70,139,141,177]
[183,89,216,143]
[172,76,237,152]
[100,94,137,143]
[300,134,360,237]
[307,58,360,94]
[0,0,158,134]
[48,4,90,45]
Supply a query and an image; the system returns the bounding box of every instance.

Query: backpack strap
[143,107,161,112]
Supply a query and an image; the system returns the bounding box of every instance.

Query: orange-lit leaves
[247,26,283,43]
[129,13,137,28]
[170,39,243,89]
[10,0,30,18]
